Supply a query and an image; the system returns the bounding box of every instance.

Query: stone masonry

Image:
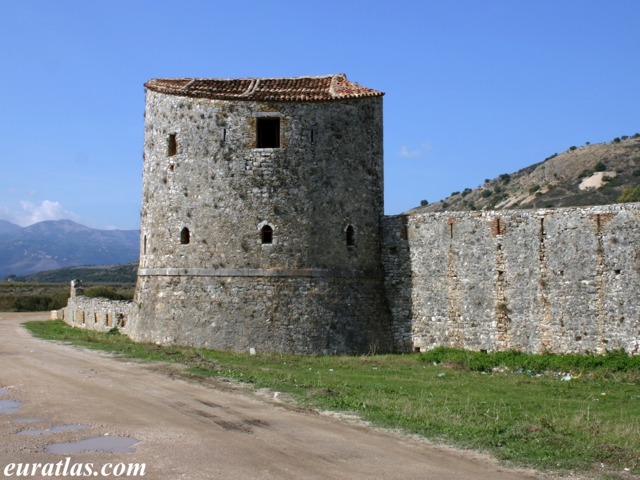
[384,204,640,354]
[59,74,640,356]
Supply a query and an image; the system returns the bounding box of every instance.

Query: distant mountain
[412,135,640,213]
[0,220,139,278]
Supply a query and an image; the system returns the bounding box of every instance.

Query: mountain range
[0,220,139,279]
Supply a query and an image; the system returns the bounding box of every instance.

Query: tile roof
[144,74,383,102]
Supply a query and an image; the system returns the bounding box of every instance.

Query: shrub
[569,146,577,151]
[617,185,640,203]
[613,137,621,144]
[85,286,129,301]
[529,185,541,194]
[632,169,640,177]
[481,190,492,198]
[594,161,607,172]
[499,173,511,184]
[461,188,472,197]
[420,199,429,206]
[451,191,460,196]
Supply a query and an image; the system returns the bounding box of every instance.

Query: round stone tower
[129,74,393,354]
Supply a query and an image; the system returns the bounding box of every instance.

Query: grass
[25,320,640,479]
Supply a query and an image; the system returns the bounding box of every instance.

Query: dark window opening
[346,225,355,246]
[180,227,190,245]
[168,134,177,156]
[261,225,273,244]
[257,118,280,148]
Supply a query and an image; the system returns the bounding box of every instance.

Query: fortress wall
[381,215,413,352]
[130,273,392,354]
[59,294,132,334]
[401,203,640,354]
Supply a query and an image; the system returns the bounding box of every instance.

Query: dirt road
[0,313,541,479]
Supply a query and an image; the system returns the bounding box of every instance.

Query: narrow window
[180,227,190,245]
[143,235,147,255]
[346,225,355,246]
[257,118,280,148]
[167,134,177,156]
[261,225,273,244]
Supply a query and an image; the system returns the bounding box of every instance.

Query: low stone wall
[58,287,133,334]
[401,203,640,354]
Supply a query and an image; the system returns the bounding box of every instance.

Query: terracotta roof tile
[144,74,383,102]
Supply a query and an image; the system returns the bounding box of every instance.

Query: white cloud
[398,145,422,158]
[397,140,433,159]
[15,200,81,226]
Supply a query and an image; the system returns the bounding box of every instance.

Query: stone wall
[130,272,391,354]
[397,203,640,354]
[58,280,132,333]
[59,294,132,334]
[381,215,413,352]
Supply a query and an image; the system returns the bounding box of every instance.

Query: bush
[617,185,640,203]
[613,137,621,143]
[84,286,130,301]
[451,191,460,196]
[594,161,607,172]
[481,190,492,198]
[461,188,472,197]
[499,173,511,184]
[569,146,577,151]
[420,199,429,206]
[529,185,541,194]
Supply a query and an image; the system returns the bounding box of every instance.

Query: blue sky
[1,0,639,230]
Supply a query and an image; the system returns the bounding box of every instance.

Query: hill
[0,220,139,278]
[6,263,138,284]
[411,135,640,213]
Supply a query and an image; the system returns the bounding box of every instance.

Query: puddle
[45,436,139,454]
[0,399,22,414]
[12,418,46,424]
[19,424,89,435]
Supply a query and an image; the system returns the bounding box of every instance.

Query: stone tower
[129,74,393,354]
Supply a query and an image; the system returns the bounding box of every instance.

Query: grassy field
[24,320,639,479]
